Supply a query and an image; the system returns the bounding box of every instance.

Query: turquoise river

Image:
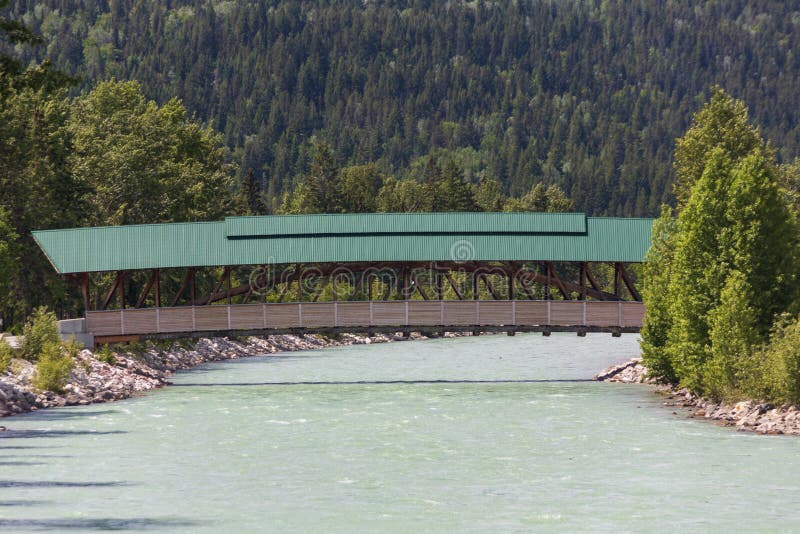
[1,333,800,532]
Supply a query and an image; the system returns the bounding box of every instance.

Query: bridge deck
[86,300,644,342]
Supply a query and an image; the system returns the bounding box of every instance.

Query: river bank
[0,332,426,419]
[596,358,800,435]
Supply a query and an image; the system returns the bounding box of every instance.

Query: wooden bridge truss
[68,260,643,344]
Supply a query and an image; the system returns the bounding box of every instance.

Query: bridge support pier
[576,327,587,337]
[542,327,551,337]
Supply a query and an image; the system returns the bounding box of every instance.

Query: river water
[1,333,800,532]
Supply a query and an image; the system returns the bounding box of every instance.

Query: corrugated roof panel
[225,212,588,237]
[32,214,654,274]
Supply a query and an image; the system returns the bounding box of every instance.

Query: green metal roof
[225,212,588,238]
[32,213,654,274]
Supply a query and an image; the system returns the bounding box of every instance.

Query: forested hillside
[7,0,800,216]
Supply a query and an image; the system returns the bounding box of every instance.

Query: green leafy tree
[375,177,431,212]
[69,79,235,225]
[0,5,78,327]
[0,88,81,326]
[704,270,759,399]
[666,149,734,389]
[473,177,506,212]
[643,92,799,398]
[673,88,762,206]
[722,151,799,330]
[639,206,678,383]
[504,183,574,212]
[338,164,383,213]
[0,206,16,305]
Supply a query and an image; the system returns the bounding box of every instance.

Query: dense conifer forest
[6,0,800,216]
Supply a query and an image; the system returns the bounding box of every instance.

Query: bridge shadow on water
[0,500,53,507]
[0,517,204,531]
[173,378,595,387]
[17,409,121,421]
[0,429,127,440]
[0,481,130,488]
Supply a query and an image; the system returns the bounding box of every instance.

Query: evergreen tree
[240,168,267,216]
[435,160,478,212]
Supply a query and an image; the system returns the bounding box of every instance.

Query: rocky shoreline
[596,358,800,435]
[0,332,424,420]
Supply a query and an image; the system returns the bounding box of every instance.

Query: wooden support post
[311,276,325,302]
[154,269,161,308]
[119,272,126,309]
[226,267,232,305]
[135,270,159,308]
[411,271,429,300]
[436,271,443,300]
[189,268,196,306]
[403,265,411,300]
[473,271,479,301]
[617,263,641,301]
[580,262,587,301]
[614,262,622,300]
[482,275,501,300]
[101,271,125,310]
[81,272,90,312]
[296,266,303,302]
[584,263,605,301]
[172,268,192,307]
[368,273,374,301]
[544,262,551,300]
[444,272,465,300]
[545,261,570,300]
[508,268,515,301]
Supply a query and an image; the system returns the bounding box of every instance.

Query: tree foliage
[0,7,238,326]
[20,305,59,361]
[674,88,763,206]
[6,1,800,216]
[69,80,235,225]
[32,339,74,393]
[642,91,800,401]
[504,184,575,213]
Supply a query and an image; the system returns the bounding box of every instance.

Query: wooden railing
[86,300,644,337]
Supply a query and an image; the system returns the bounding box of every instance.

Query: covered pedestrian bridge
[33,212,653,345]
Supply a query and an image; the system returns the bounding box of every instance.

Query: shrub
[96,344,116,365]
[0,340,13,373]
[756,315,800,405]
[32,342,74,393]
[21,307,60,361]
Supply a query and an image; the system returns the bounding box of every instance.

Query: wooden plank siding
[86,300,645,337]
